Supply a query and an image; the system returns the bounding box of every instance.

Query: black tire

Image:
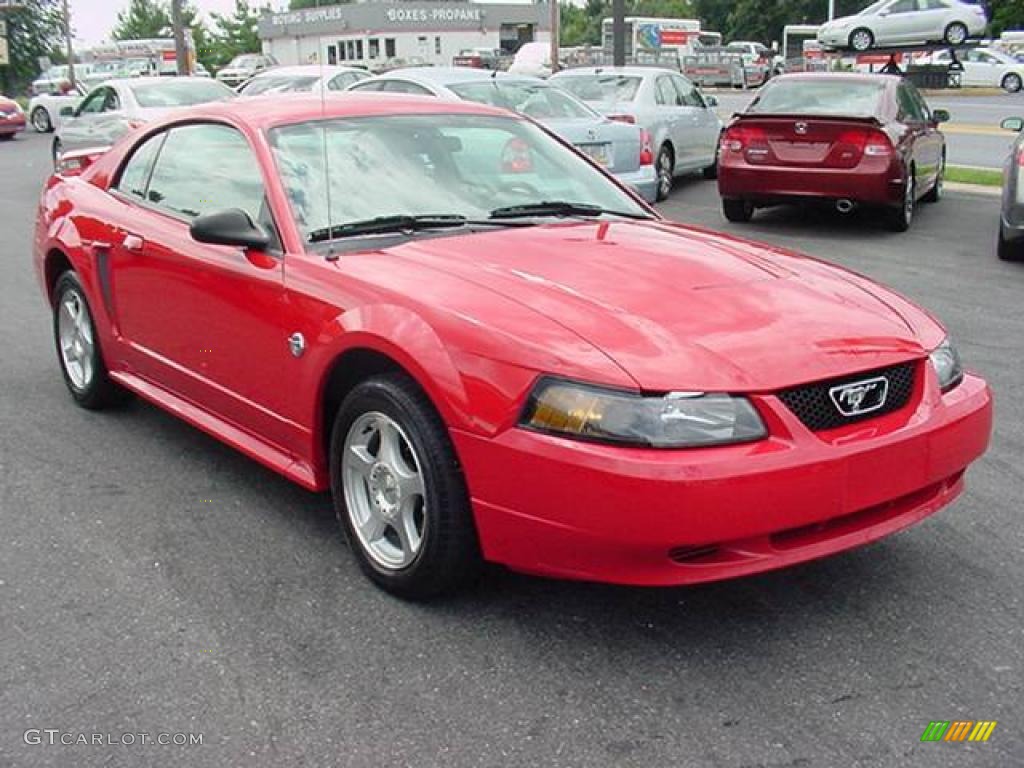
[52,138,62,169]
[702,145,719,180]
[722,198,754,223]
[1002,73,1022,94]
[329,372,481,599]
[52,271,127,410]
[655,144,674,201]
[886,172,915,232]
[31,106,53,133]
[922,154,944,203]
[849,28,875,52]
[943,22,968,46]
[0,133,14,141]
[998,224,1024,261]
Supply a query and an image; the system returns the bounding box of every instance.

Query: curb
[945,181,1001,197]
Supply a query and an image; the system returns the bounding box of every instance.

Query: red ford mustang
[718,73,948,231]
[34,94,991,598]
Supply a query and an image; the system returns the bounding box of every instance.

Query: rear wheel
[31,107,53,133]
[886,173,915,232]
[722,198,754,223]
[849,28,875,52]
[52,271,127,409]
[330,372,482,599]
[998,224,1024,261]
[655,144,674,201]
[1002,73,1022,93]
[943,22,968,46]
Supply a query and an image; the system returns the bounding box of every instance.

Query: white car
[818,0,988,52]
[27,83,87,133]
[932,47,1024,92]
[236,65,369,96]
[508,42,554,78]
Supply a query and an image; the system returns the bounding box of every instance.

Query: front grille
[777,362,916,431]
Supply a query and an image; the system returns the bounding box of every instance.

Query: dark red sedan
[0,95,27,140]
[34,95,991,598]
[718,73,948,231]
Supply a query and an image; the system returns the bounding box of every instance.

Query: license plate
[577,142,611,166]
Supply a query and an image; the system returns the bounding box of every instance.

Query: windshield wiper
[489,201,651,221]
[309,213,533,243]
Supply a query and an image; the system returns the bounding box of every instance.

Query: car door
[897,82,942,195]
[652,74,689,172]
[671,75,720,169]
[963,50,998,87]
[58,87,108,153]
[875,0,923,43]
[89,84,129,147]
[103,122,299,453]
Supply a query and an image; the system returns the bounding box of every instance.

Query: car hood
[390,221,942,392]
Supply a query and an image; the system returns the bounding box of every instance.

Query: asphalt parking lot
[1,130,1022,768]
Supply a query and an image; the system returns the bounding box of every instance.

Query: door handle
[122,233,144,252]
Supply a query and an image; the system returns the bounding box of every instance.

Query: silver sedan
[53,77,235,166]
[551,67,722,201]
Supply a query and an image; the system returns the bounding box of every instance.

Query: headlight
[520,378,767,448]
[929,338,963,392]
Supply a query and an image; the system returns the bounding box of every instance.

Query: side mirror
[190,208,271,250]
[704,94,718,107]
[1002,116,1024,133]
[932,109,950,123]
[60,106,75,117]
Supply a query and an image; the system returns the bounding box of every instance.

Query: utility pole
[612,0,624,66]
[171,0,188,76]
[548,0,559,74]
[828,0,835,20]
[62,0,75,88]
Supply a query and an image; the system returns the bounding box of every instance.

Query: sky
[71,0,290,46]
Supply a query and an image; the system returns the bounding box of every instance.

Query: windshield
[230,55,260,69]
[268,114,648,242]
[241,75,320,96]
[130,80,236,108]
[555,75,642,103]
[858,0,890,15]
[447,81,596,120]
[749,79,885,117]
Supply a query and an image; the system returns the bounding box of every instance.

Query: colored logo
[920,721,997,742]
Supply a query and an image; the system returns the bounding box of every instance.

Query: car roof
[770,72,900,86]
[98,76,215,89]
[149,92,522,132]
[374,66,546,86]
[250,65,365,78]
[553,66,670,78]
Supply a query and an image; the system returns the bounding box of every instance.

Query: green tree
[204,0,266,70]
[991,0,1024,35]
[112,0,172,39]
[0,0,65,96]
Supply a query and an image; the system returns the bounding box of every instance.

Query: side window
[77,89,107,115]
[349,81,386,92]
[897,85,925,122]
[672,75,705,107]
[103,89,121,112]
[655,76,677,106]
[115,132,167,200]
[328,72,358,91]
[888,0,917,12]
[145,124,265,222]
[383,80,433,95]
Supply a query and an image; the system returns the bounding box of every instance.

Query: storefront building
[258,2,551,69]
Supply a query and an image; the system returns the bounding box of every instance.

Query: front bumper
[611,165,658,203]
[817,29,850,48]
[452,370,992,586]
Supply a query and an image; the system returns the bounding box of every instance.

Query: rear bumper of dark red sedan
[719,160,905,207]
[451,369,992,586]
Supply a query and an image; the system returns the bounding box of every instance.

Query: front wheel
[52,271,127,409]
[722,198,753,223]
[330,373,481,599]
[655,145,674,201]
[1002,73,1022,94]
[31,107,53,133]
[849,28,875,52]
[944,22,968,46]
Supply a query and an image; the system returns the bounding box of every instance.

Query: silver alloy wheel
[851,29,873,51]
[58,289,95,390]
[342,411,427,571]
[945,23,967,45]
[657,149,673,198]
[32,108,51,133]
[1004,73,1022,93]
